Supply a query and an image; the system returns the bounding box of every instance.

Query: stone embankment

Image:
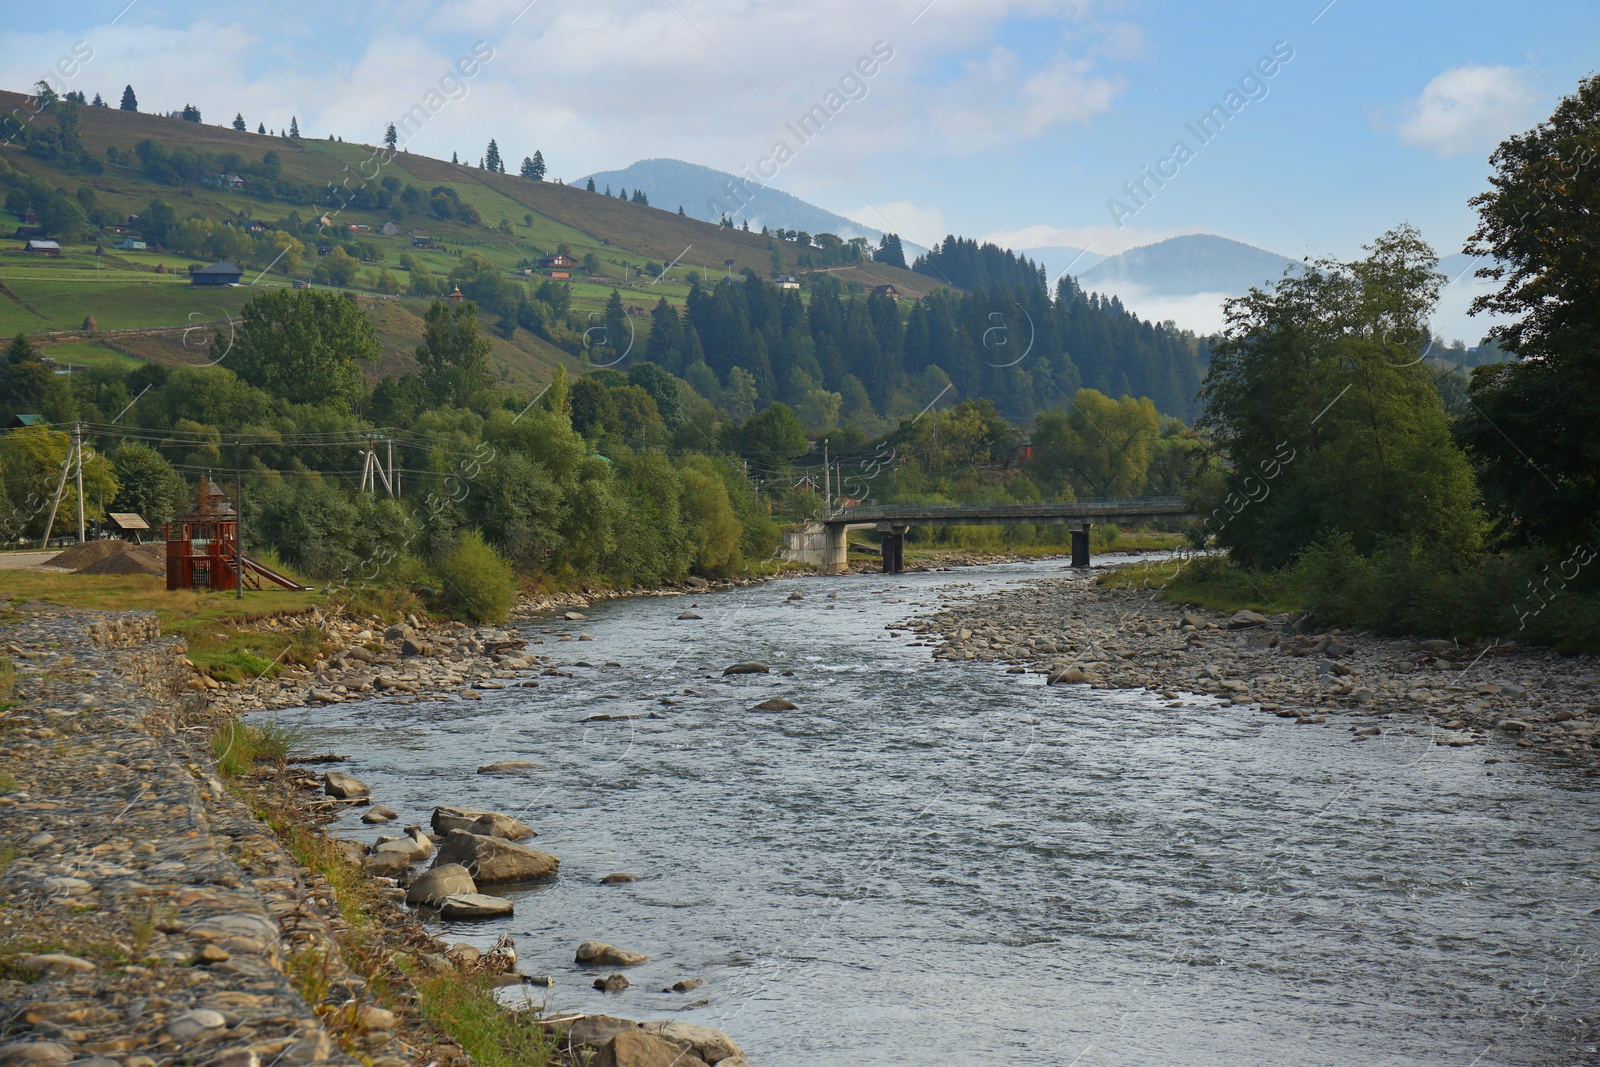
[905,567,1600,766]
[0,599,752,1067]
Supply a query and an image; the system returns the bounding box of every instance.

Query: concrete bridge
[783,499,1197,573]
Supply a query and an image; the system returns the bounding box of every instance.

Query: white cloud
[844,200,947,247]
[1395,65,1541,158]
[979,223,1196,256]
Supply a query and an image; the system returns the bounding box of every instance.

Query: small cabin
[115,237,147,251]
[166,478,239,591]
[107,512,150,543]
[871,284,901,300]
[191,261,243,287]
[24,239,61,256]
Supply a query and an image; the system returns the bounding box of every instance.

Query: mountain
[580,158,884,243]
[1077,235,1297,296]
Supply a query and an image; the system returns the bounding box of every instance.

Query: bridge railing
[820,498,1191,522]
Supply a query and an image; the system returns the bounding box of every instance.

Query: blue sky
[2,0,1592,337]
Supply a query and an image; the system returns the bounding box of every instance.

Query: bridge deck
[821,499,1195,528]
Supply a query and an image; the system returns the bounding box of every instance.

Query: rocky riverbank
[0,599,753,1067]
[903,564,1600,768]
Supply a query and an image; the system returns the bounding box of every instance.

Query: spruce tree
[232,112,246,130]
[586,177,596,192]
[257,122,266,134]
[91,93,105,107]
[119,85,137,111]
[530,150,545,180]
[485,139,503,173]
[452,151,459,164]
[384,123,397,149]
[288,116,300,138]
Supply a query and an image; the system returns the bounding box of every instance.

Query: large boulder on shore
[594,1031,710,1067]
[722,662,769,675]
[439,893,513,920]
[322,771,370,799]
[406,863,476,906]
[431,806,536,841]
[431,829,559,884]
[645,1022,744,1065]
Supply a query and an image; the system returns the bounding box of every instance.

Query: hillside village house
[191,261,243,287]
[538,253,578,269]
[776,274,800,289]
[871,284,901,300]
[115,237,147,251]
[23,239,61,256]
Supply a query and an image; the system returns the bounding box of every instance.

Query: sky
[2,0,1593,340]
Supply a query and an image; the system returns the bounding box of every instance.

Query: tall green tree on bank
[415,299,493,407]
[1458,75,1600,551]
[229,290,379,408]
[1197,225,1482,569]
[119,85,137,111]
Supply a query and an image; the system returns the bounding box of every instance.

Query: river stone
[166,1010,227,1041]
[722,662,769,675]
[359,1006,397,1032]
[373,826,434,860]
[439,893,514,920]
[594,972,629,993]
[1225,610,1269,630]
[1498,719,1530,732]
[432,806,537,841]
[564,611,586,620]
[594,1032,709,1067]
[1048,666,1088,685]
[664,978,704,992]
[0,1043,72,1065]
[363,850,413,878]
[561,1016,644,1052]
[677,612,702,620]
[406,863,476,905]
[477,760,541,775]
[19,954,94,975]
[576,940,649,967]
[646,1021,744,1065]
[432,829,559,884]
[361,804,398,824]
[749,697,797,711]
[600,872,638,884]
[187,912,278,943]
[322,770,370,799]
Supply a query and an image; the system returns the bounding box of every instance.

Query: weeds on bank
[211,718,304,778]
[412,970,555,1067]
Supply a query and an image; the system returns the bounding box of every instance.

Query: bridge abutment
[1071,524,1092,568]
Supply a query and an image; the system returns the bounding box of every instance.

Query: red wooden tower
[165,477,240,591]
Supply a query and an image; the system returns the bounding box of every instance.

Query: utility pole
[386,437,395,496]
[73,423,85,544]
[234,439,244,599]
[823,438,830,512]
[39,436,74,549]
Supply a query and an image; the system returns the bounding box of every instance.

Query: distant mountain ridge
[579,158,885,245]
[1076,235,1297,296]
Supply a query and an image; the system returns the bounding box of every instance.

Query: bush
[433,530,516,623]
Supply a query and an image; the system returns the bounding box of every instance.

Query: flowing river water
[257,561,1600,1066]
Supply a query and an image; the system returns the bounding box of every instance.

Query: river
[257,560,1600,1066]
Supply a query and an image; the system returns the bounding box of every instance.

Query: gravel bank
[902,564,1600,769]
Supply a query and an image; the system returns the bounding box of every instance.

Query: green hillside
[0,89,940,389]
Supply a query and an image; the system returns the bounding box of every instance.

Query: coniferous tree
[180,104,201,122]
[585,177,596,192]
[530,150,546,180]
[874,233,907,269]
[119,85,137,111]
[257,122,266,134]
[288,116,300,138]
[451,151,459,164]
[485,139,503,173]
[232,112,246,130]
[91,92,105,107]
[384,123,397,149]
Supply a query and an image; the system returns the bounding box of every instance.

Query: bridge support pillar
[822,523,848,574]
[1071,525,1092,569]
[878,523,910,574]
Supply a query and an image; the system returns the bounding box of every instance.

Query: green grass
[36,340,144,371]
[412,970,554,1067]
[211,717,302,777]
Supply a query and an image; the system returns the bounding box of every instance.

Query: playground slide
[240,555,310,591]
